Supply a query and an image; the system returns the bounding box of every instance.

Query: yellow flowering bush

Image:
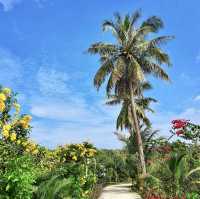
[2,87,11,96]
[0,86,38,156]
[0,87,11,113]
[57,142,97,163]
[0,86,98,199]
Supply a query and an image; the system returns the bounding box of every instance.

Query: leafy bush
[34,162,96,199]
[0,155,37,199]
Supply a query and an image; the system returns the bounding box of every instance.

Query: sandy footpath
[99,183,141,199]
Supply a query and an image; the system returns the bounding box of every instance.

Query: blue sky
[0,0,200,148]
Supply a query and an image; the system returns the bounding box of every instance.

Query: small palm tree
[115,124,158,156]
[106,81,156,130]
[88,10,173,175]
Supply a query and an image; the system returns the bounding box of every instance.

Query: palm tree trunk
[130,83,147,176]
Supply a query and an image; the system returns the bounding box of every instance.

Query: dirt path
[99,183,141,199]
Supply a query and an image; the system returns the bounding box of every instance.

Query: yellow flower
[17,140,21,145]
[20,121,29,129]
[32,149,39,155]
[25,148,30,152]
[87,149,96,157]
[2,88,11,96]
[0,101,5,112]
[77,144,84,150]
[19,115,32,129]
[29,142,36,150]
[14,103,21,113]
[72,155,77,161]
[23,115,32,122]
[2,130,9,138]
[10,132,17,141]
[22,141,28,147]
[0,93,6,101]
[3,124,11,131]
[19,120,29,129]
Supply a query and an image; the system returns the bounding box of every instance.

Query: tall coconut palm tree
[88,10,173,175]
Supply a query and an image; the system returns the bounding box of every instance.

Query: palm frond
[130,10,141,27]
[143,61,170,81]
[141,16,164,32]
[88,42,118,56]
[148,36,174,47]
[106,96,121,105]
[93,57,115,89]
[102,20,126,44]
[186,167,200,179]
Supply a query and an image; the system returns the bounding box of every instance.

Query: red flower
[172,119,188,129]
[176,130,184,136]
[172,119,188,124]
[173,122,186,129]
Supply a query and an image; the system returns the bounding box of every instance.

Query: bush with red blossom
[171,119,200,141]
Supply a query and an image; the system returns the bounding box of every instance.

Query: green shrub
[0,155,37,199]
[34,163,96,199]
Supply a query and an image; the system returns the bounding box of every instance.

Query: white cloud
[31,120,122,149]
[0,0,47,11]
[30,98,94,122]
[29,97,122,148]
[194,95,200,101]
[30,96,120,124]
[0,0,22,11]
[37,67,69,96]
[0,48,22,87]
[29,66,122,148]
[196,51,200,63]
[34,0,47,8]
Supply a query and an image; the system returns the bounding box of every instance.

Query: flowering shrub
[171,119,200,141]
[35,143,97,199]
[0,87,39,156]
[57,142,97,163]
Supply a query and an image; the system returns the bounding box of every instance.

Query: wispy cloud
[0,48,22,87]
[0,0,22,11]
[30,95,121,148]
[0,0,47,11]
[29,97,121,148]
[37,67,69,96]
[31,120,122,149]
[29,66,122,148]
[196,51,200,63]
[194,95,200,101]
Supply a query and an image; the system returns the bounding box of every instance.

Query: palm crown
[88,10,173,96]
